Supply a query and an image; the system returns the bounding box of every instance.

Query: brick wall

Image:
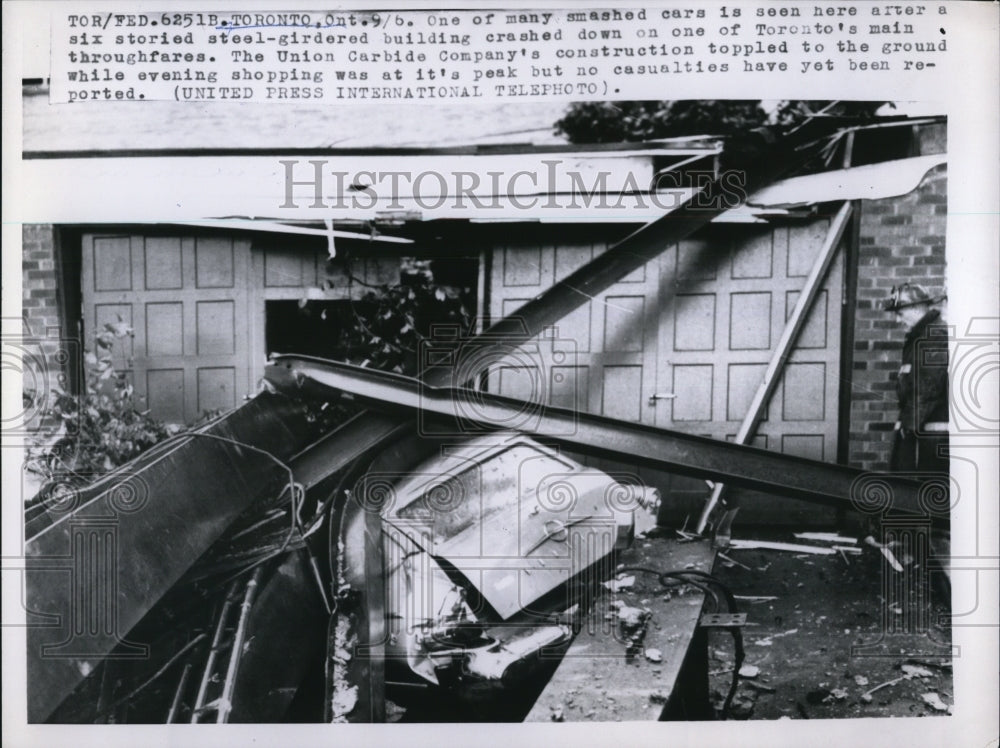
[848,164,948,470]
[21,224,66,430]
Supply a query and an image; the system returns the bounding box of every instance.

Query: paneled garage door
[81,233,254,425]
[488,218,846,523]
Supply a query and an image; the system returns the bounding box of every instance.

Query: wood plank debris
[832,545,862,554]
[863,535,905,572]
[793,532,859,544]
[729,540,836,555]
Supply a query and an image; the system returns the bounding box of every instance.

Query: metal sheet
[24,393,323,722]
[227,551,327,723]
[738,155,947,209]
[427,470,621,621]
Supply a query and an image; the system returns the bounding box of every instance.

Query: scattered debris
[644,648,663,663]
[864,535,905,572]
[609,600,649,628]
[921,692,950,712]
[752,629,798,647]
[730,539,836,555]
[854,675,869,687]
[608,599,651,657]
[603,575,636,592]
[550,706,565,722]
[827,688,849,702]
[745,681,776,694]
[901,664,935,679]
[739,664,760,679]
[906,658,952,672]
[832,545,862,554]
[860,675,907,703]
[649,691,668,704]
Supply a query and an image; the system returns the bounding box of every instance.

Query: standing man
[882,283,951,597]
[883,283,950,475]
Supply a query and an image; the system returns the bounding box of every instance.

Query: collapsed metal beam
[23,121,870,723]
[425,131,818,386]
[286,125,835,493]
[24,394,324,723]
[266,356,936,522]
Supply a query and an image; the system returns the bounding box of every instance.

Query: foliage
[555,100,890,144]
[770,100,888,127]
[320,257,474,376]
[555,100,769,143]
[26,318,171,495]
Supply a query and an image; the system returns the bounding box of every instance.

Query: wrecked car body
[332,432,657,719]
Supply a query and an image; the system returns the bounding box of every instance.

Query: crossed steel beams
[266,355,934,522]
[281,123,841,498]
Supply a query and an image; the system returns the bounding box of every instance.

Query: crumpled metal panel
[24,392,322,723]
[384,436,629,620]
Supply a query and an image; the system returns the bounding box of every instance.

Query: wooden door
[81,233,254,425]
[487,218,845,525]
[651,220,845,522]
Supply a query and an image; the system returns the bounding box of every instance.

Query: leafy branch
[25,318,171,498]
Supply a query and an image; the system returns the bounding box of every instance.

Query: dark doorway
[265,300,371,361]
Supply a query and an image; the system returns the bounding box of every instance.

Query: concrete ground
[707,528,953,720]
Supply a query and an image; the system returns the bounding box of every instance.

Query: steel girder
[266,356,938,523]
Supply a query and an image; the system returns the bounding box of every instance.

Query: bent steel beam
[266,356,936,522]
[424,130,814,386]
[284,125,836,494]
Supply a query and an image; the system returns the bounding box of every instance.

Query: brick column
[847,165,948,471]
[21,224,66,431]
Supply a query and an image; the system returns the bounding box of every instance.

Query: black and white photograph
[3,2,998,745]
